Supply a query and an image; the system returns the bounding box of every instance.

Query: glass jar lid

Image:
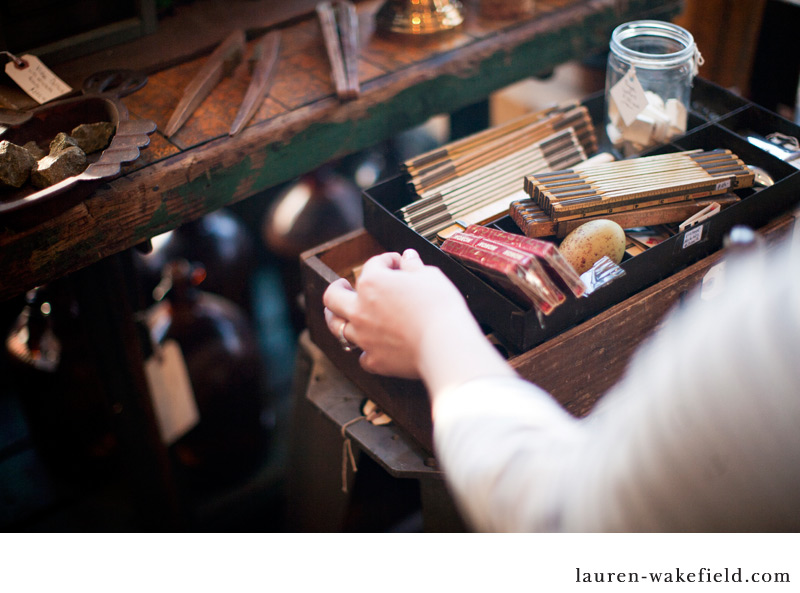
[610,20,697,70]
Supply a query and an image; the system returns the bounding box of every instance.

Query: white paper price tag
[682,224,704,249]
[145,339,200,445]
[715,179,732,191]
[609,67,648,127]
[5,54,72,104]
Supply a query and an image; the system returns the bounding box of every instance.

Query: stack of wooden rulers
[511,149,754,238]
[398,103,598,241]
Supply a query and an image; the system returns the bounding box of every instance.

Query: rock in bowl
[0,71,156,229]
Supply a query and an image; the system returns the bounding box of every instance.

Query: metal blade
[317,1,359,100]
[337,0,360,98]
[229,31,282,136]
[316,2,348,99]
[163,29,246,138]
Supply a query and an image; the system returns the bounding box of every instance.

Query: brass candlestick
[376,0,464,35]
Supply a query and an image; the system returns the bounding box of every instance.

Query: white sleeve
[432,237,800,532]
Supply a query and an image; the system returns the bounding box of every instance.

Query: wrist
[416,306,515,401]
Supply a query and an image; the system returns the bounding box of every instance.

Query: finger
[359,350,385,376]
[359,350,418,380]
[359,252,402,277]
[327,276,354,293]
[324,306,358,349]
[323,277,358,318]
[385,251,404,270]
[400,248,425,272]
[324,306,346,334]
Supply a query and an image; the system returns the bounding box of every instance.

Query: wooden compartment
[300,212,796,455]
[362,82,800,352]
[301,79,800,455]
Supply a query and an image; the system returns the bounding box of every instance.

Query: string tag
[609,66,648,127]
[4,53,72,104]
[145,339,200,445]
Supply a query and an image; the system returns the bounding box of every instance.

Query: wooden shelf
[0,0,682,302]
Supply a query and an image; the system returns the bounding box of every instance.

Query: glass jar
[605,20,702,156]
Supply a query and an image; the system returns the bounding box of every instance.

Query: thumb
[400,248,425,271]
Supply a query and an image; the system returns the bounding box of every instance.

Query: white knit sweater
[432,233,800,532]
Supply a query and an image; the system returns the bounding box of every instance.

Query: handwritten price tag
[5,54,72,104]
[609,67,648,127]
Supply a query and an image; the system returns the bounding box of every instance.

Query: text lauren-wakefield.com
[575,568,791,584]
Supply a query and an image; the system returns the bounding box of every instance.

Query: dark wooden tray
[301,210,797,455]
[362,81,800,352]
[0,73,156,229]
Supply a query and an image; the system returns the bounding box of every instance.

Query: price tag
[609,67,648,127]
[715,179,732,191]
[4,54,72,104]
[682,224,704,249]
[145,339,200,445]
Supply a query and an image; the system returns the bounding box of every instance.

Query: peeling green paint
[147,201,172,228]
[2,0,683,302]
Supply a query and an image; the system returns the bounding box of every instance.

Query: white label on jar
[610,67,648,127]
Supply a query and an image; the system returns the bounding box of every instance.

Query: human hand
[323,248,475,379]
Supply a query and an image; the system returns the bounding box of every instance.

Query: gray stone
[0,140,36,188]
[70,121,115,154]
[49,132,81,154]
[31,146,87,188]
[23,141,46,161]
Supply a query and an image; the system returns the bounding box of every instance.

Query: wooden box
[363,81,800,352]
[301,213,796,455]
[301,79,800,454]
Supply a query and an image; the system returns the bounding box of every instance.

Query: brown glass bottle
[136,208,258,314]
[262,166,362,330]
[146,260,270,488]
[5,282,118,477]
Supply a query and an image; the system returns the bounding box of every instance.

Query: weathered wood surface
[0,0,682,302]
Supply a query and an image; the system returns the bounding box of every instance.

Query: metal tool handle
[82,69,149,98]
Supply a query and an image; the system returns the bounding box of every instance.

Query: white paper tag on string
[609,67,648,127]
[4,54,72,104]
[145,339,200,445]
